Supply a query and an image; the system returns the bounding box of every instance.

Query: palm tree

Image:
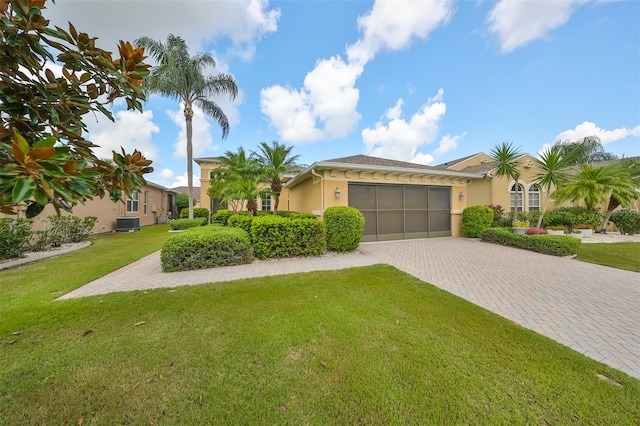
[533,146,570,228]
[552,164,638,232]
[490,142,522,225]
[136,34,238,219]
[252,141,300,214]
[217,147,263,215]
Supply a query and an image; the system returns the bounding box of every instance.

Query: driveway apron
[59,237,639,379]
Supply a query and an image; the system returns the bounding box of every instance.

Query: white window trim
[127,190,139,213]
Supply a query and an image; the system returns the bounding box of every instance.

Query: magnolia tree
[0,0,153,217]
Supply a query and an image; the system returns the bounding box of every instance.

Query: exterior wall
[288,177,322,214]
[1,183,175,234]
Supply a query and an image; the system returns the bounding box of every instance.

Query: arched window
[528,184,540,211]
[510,184,524,212]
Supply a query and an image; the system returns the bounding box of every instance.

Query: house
[171,185,201,208]
[196,152,556,241]
[2,181,178,234]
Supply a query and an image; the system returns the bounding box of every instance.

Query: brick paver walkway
[59,238,640,379]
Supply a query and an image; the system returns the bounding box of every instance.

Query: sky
[45,0,640,189]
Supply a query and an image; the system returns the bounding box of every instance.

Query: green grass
[1,228,638,424]
[577,242,640,272]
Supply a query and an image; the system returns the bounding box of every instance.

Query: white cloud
[46,0,280,61]
[434,132,467,155]
[537,143,554,158]
[169,172,200,189]
[555,121,640,145]
[412,152,436,165]
[167,104,219,159]
[347,0,455,66]
[362,88,447,162]
[487,0,587,53]
[86,110,160,162]
[260,0,454,144]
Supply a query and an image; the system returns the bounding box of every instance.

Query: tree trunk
[513,178,519,225]
[536,188,551,228]
[271,178,281,214]
[184,101,194,220]
[599,196,620,233]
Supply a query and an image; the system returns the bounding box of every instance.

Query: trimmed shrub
[179,207,210,220]
[161,225,253,272]
[170,218,208,230]
[0,218,33,260]
[228,214,254,236]
[462,205,494,237]
[610,209,640,235]
[480,227,580,257]
[211,209,233,226]
[290,212,318,220]
[486,204,506,227]
[324,206,365,252]
[542,207,599,231]
[251,216,326,259]
[33,215,97,250]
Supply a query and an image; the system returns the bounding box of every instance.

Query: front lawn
[1,245,638,424]
[577,242,640,272]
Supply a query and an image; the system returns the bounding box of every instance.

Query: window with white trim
[143,191,148,215]
[127,190,139,213]
[510,184,524,212]
[261,194,272,211]
[528,184,540,211]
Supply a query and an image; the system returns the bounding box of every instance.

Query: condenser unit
[116,217,140,232]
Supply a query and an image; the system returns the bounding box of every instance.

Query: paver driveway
[60,238,640,379]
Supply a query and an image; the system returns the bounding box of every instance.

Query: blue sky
[46,0,639,188]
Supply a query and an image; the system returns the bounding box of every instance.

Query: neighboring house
[2,181,178,234]
[433,152,552,214]
[171,185,201,208]
[196,152,555,241]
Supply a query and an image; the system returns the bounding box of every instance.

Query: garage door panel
[405,210,428,233]
[378,210,403,234]
[429,210,451,234]
[377,186,403,209]
[350,185,377,210]
[405,187,428,209]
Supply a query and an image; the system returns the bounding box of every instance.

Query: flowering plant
[547,225,566,231]
[513,221,530,228]
[526,227,547,235]
[574,223,593,230]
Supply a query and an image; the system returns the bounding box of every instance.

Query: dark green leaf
[12,177,36,203]
[25,201,46,218]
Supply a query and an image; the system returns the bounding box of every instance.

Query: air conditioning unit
[116,217,140,232]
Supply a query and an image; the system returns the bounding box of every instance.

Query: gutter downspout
[311,168,324,215]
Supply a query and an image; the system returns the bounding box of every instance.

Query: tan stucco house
[197,152,556,241]
[3,181,178,234]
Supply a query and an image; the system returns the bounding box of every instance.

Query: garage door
[348,184,451,242]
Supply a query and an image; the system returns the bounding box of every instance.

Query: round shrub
[610,209,640,235]
[461,205,494,237]
[251,216,326,259]
[0,218,33,260]
[211,209,233,226]
[170,218,208,230]
[227,214,254,237]
[161,225,253,272]
[324,206,364,252]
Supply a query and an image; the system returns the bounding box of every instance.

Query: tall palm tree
[533,146,570,228]
[490,142,522,225]
[252,141,300,214]
[136,34,238,219]
[552,164,637,231]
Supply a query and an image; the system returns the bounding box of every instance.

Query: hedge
[610,209,640,235]
[32,215,97,250]
[179,207,210,220]
[0,218,33,260]
[211,209,233,226]
[227,214,254,236]
[170,218,208,230]
[480,227,581,257]
[160,225,253,272]
[251,216,326,259]
[462,205,494,237]
[324,206,364,252]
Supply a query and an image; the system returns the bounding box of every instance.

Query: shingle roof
[171,186,201,198]
[432,153,480,170]
[322,154,434,170]
[456,161,501,174]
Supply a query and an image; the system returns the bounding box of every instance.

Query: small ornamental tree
[461,205,494,237]
[1,0,153,217]
[324,206,365,252]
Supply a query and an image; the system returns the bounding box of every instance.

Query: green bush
[480,227,581,257]
[251,216,326,259]
[169,218,208,230]
[324,206,365,252]
[542,207,599,231]
[486,204,507,227]
[33,215,97,250]
[211,209,233,226]
[462,205,494,237]
[228,214,254,236]
[609,209,640,235]
[275,211,318,220]
[179,207,210,221]
[0,218,33,260]
[161,225,253,272]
